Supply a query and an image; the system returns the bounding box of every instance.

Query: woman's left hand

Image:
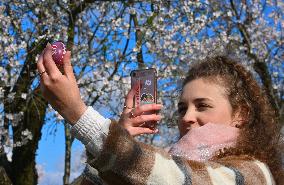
[118,85,163,136]
[37,43,87,125]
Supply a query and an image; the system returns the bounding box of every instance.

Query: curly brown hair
[182,55,284,184]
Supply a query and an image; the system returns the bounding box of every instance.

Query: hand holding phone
[119,70,162,136]
[131,68,158,129]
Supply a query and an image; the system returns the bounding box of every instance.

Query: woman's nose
[181,109,199,127]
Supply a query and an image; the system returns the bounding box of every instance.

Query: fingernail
[46,42,51,48]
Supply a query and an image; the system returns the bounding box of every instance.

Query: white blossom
[5,114,13,120]
[21,93,27,99]
[113,75,120,81]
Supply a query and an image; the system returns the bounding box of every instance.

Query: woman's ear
[232,106,249,128]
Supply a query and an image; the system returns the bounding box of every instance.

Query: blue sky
[36,121,85,185]
[36,106,114,185]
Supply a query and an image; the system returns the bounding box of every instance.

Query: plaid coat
[72,107,275,185]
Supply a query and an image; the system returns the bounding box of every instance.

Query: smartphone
[131,68,157,129]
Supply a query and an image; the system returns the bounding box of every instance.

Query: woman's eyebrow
[178,98,212,106]
[193,98,212,103]
[177,102,185,107]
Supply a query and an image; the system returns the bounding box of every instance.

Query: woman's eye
[178,107,186,115]
[196,103,211,111]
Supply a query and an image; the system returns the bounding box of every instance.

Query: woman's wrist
[71,106,111,156]
[65,101,88,125]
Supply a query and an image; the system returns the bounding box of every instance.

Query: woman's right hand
[118,86,163,136]
[37,43,87,125]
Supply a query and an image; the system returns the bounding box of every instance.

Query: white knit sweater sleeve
[71,106,111,156]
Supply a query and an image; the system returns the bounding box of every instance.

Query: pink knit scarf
[169,123,240,161]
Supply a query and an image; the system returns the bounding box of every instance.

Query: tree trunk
[0,166,12,185]
[63,123,74,185]
[10,88,48,185]
[1,36,49,185]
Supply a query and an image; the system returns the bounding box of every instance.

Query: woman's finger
[37,51,49,81]
[131,104,163,116]
[42,43,62,78]
[129,127,159,136]
[130,114,162,126]
[123,83,139,113]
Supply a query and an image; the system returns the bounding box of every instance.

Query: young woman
[37,43,283,184]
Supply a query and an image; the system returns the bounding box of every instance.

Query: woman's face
[178,78,238,137]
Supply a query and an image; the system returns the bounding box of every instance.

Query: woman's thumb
[63,51,75,79]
